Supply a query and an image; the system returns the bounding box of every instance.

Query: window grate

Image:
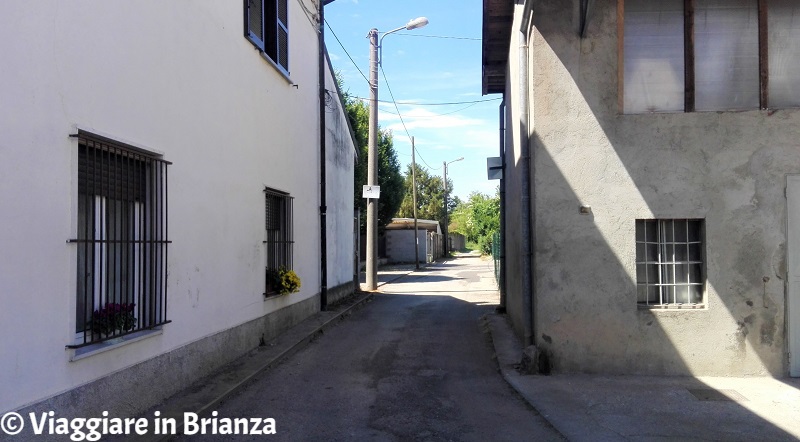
[635,219,704,307]
[264,187,293,296]
[68,133,171,348]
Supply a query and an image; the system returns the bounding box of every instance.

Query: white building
[484,0,800,377]
[0,0,357,416]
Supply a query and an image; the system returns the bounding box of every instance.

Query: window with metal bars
[245,0,290,75]
[264,187,294,296]
[69,131,171,347]
[635,219,705,308]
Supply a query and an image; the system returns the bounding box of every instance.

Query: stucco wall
[502,4,533,342]
[386,230,428,264]
[324,55,357,293]
[0,0,333,412]
[504,0,800,376]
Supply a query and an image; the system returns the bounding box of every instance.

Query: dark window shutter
[246,0,265,51]
[78,142,147,202]
[277,0,289,71]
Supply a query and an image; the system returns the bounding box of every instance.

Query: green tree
[397,163,455,231]
[341,82,404,232]
[450,189,500,255]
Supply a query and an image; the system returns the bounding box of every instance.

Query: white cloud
[384,107,484,131]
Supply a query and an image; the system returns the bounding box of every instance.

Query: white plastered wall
[0,0,327,411]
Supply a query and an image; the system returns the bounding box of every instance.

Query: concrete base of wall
[17,295,321,419]
[327,281,356,305]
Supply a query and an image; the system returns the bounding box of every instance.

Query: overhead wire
[380,65,439,170]
[325,20,487,171]
[394,33,482,41]
[324,21,498,106]
[355,97,501,106]
[380,102,479,117]
[294,0,320,31]
[324,19,371,86]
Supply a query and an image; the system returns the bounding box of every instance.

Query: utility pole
[412,137,420,270]
[443,161,448,257]
[442,157,463,257]
[364,18,427,289]
[365,28,379,290]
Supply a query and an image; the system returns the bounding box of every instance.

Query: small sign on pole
[363,185,381,199]
[487,157,503,180]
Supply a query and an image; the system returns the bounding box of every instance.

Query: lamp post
[442,157,463,257]
[365,17,428,290]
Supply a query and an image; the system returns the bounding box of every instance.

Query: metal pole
[443,161,448,257]
[412,137,420,270]
[318,0,328,310]
[366,28,379,290]
[498,99,507,312]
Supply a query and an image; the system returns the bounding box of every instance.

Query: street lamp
[443,157,463,257]
[365,17,429,290]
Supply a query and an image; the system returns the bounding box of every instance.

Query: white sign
[362,185,381,199]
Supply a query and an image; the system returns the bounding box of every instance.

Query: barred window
[636,219,705,308]
[70,131,170,347]
[264,187,293,296]
[245,0,290,74]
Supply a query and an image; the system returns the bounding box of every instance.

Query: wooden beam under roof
[482,0,514,95]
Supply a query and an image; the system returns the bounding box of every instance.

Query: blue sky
[324,0,501,202]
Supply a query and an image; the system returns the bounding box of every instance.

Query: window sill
[638,303,707,311]
[259,52,293,85]
[69,328,163,362]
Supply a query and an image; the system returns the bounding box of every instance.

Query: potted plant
[92,302,136,338]
[265,267,301,296]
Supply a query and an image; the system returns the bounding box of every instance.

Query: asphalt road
[180,255,563,441]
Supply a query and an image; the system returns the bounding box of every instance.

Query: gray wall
[386,230,428,264]
[502,0,800,376]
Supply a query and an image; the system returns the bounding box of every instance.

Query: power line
[356,97,501,106]
[381,102,478,117]
[324,19,370,86]
[294,0,319,30]
[379,66,440,170]
[395,33,482,41]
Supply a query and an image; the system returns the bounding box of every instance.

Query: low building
[385,218,443,263]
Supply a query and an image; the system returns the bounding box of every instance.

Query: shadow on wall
[521,0,799,378]
[498,1,800,436]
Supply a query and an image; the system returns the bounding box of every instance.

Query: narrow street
[181,255,562,441]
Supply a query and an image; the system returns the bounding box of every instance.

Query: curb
[195,292,375,415]
[142,291,374,441]
[483,314,567,440]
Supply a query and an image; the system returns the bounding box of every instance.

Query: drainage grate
[688,389,748,402]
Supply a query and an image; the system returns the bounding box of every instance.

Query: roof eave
[481,0,514,95]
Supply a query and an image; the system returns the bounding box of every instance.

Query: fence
[491,231,501,287]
